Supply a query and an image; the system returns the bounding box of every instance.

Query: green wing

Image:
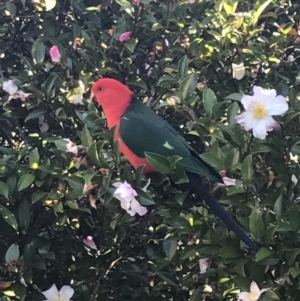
[119,97,222,182]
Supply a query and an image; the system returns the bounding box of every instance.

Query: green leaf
[156,272,179,287]
[201,153,223,171]
[135,165,145,187]
[0,205,18,230]
[220,244,243,258]
[145,152,171,174]
[45,0,56,11]
[127,77,148,91]
[25,110,47,122]
[260,290,280,301]
[158,75,178,88]
[123,163,134,183]
[241,155,253,181]
[5,2,17,17]
[255,247,273,261]
[224,93,243,101]
[32,190,48,203]
[81,126,93,148]
[163,238,177,261]
[65,200,79,209]
[224,148,240,168]
[136,188,155,205]
[17,174,35,192]
[18,199,31,230]
[249,210,264,240]
[88,142,101,167]
[178,55,188,80]
[180,73,198,100]
[203,88,217,116]
[253,0,272,25]
[289,207,300,231]
[223,0,238,15]
[29,148,40,169]
[174,191,188,205]
[43,73,58,97]
[190,287,203,301]
[227,102,239,125]
[32,39,45,64]
[67,176,84,191]
[5,244,19,262]
[0,181,9,199]
[274,195,282,221]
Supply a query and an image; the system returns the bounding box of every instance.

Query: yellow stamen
[54,298,62,301]
[247,291,260,299]
[253,103,266,119]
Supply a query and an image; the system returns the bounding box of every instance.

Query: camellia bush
[1,0,300,300]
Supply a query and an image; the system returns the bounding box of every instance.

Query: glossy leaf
[0,205,18,230]
[32,39,45,64]
[145,152,171,174]
[17,174,35,192]
[178,55,188,80]
[203,88,217,116]
[249,211,264,240]
[0,181,9,199]
[5,244,19,262]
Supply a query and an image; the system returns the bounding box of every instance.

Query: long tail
[187,173,259,251]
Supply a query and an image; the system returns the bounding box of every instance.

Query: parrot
[90,78,259,252]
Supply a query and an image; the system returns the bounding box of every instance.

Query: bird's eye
[98,86,104,91]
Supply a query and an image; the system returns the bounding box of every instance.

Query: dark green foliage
[0,0,300,300]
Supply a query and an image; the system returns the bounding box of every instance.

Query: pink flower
[133,0,140,4]
[83,236,97,251]
[199,258,211,274]
[218,177,236,187]
[113,181,147,216]
[192,274,198,281]
[119,31,132,42]
[49,45,61,63]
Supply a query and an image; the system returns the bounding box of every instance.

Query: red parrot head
[90,78,134,127]
[90,78,133,110]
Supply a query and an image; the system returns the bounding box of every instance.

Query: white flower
[3,80,18,95]
[42,284,74,301]
[239,281,270,301]
[2,80,31,104]
[70,94,84,105]
[83,235,97,251]
[232,62,245,80]
[287,55,295,62]
[217,177,236,187]
[16,90,31,99]
[235,86,288,139]
[113,181,147,216]
[186,0,195,3]
[63,139,78,155]
[67,81,85,105]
